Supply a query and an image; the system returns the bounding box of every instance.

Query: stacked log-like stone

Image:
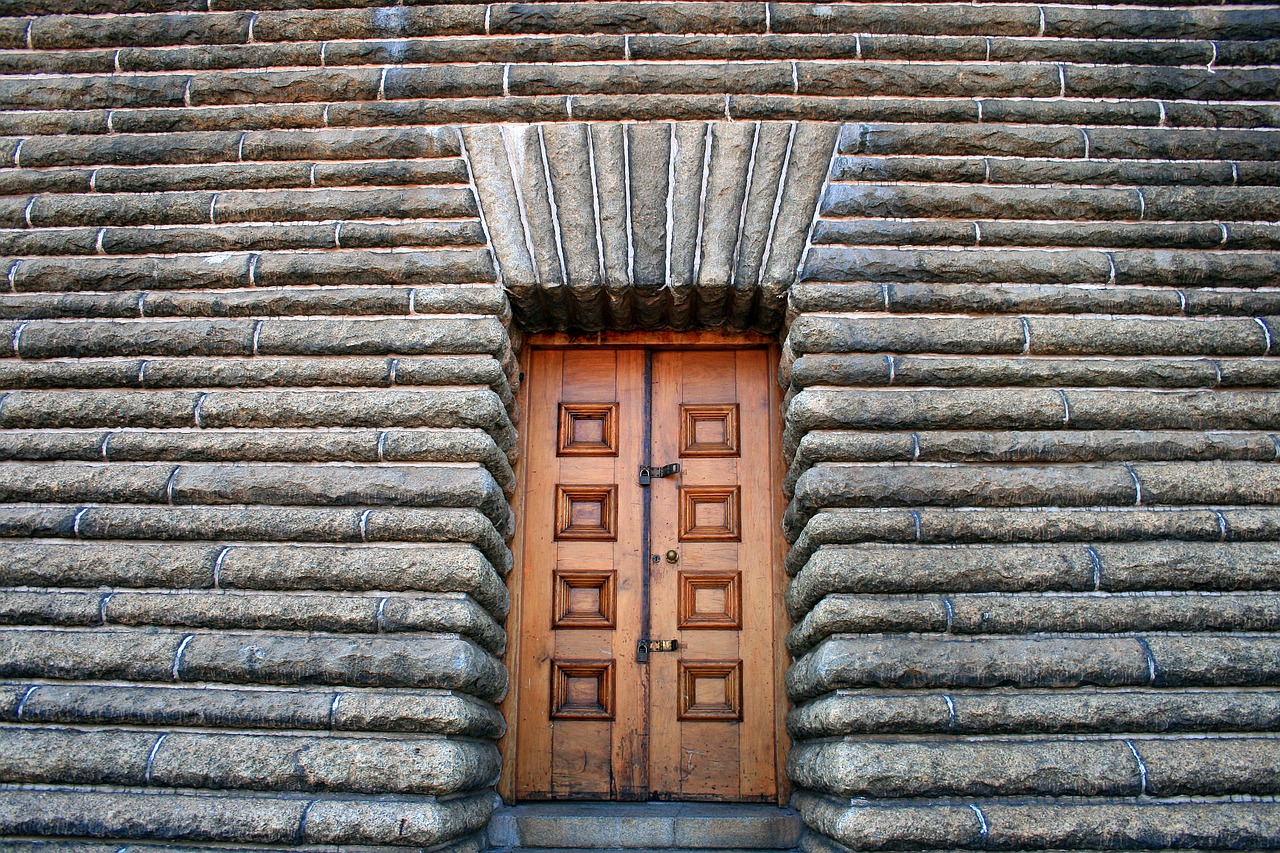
[783,120,1280,850]
[0,0,1277,850]
[0,125,517,850]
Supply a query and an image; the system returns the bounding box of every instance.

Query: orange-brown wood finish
[513,343,782,803]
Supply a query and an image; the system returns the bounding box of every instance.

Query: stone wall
[0,0,1277,850]
[0,121,519,848]
[781,119,1280,849]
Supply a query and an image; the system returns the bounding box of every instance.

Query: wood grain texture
[514,340,781,802]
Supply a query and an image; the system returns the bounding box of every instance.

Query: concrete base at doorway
[486,802,802,851]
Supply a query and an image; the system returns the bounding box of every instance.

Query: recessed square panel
[556,485,618,540]
[680,404,740,457]
[554,570,616,629]
[678,486,740,542]
[552,659,615,720]
[558,403,619,457]
[679,661,743,721]
[678,571,742,630]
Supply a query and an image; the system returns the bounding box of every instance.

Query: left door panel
[515,348,648,799]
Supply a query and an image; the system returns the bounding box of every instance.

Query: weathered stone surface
[785,463,1137,534]
[789,688,1280,739]
[0,541,218,588]
[788,314,1026,355]
[0,725,154,786]
[1146,635,1280,687]
[178,632,509,698]
[786,543,1095,617]
[170,463,511,530]
[9,683,504,737]
[794,791,1280,852]
[216,544,508,617]
[1136,736,1280,796]
[789,737,1141,798]
[0,628,181,681]
[0,788,498,847]
[788,635,1152,700]
[787,591,1280,654]
[149,731,500,795]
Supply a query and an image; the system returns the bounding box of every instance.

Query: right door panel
[648,348,777,801]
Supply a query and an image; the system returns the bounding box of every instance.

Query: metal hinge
[638,463,680,485]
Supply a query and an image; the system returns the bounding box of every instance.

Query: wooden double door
[513,345,782,802]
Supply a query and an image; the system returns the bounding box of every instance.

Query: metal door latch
[635,638,679,662]
[638,463,680,485]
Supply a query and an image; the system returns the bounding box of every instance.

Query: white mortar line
[690,123,714,287]
[796,126,843,283]
[758,122,796,285]
[503,125,542,284]
[969,805,989,841]
[1214,510,1230,542]
[171,634,195,681]
[729,121,761,288]
[144,733,168,784]
[213,546,230,589]
[1126,463,1142,506]
[585,124,608,284]
[14,685,37,719]
[664,123,678,287]
[623,126,635,287]
[1085,545,1103,591]
[73,507,89,540]
[164,466,180,505]
[1124,739,1149,795]
[537,124,569,288]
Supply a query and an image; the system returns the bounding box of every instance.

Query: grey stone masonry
[0,0,1276,851]
[781,21,1280,849]
[465,121,834,333]
[0,114,517,850]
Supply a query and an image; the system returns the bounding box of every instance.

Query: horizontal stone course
[0,626,509,697]
[789,688,1280,738]
[0,461,511,529]
[790,737,1146,798]
[4,683,505,736]
[790,633,1280,700]
[785,507,1280,571]
[0,427,516,492]
[0,0,1275,848]
[0,588,507,651]
[788,590,1280,653]
[794,792,1280,852]
[0,788,498,847]
[5,249,496,293]
[0,725,501,795]
[786,541,1280,618]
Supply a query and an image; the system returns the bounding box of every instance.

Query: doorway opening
[501,333,790,804]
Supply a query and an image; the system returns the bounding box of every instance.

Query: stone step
[488,802,803,851]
